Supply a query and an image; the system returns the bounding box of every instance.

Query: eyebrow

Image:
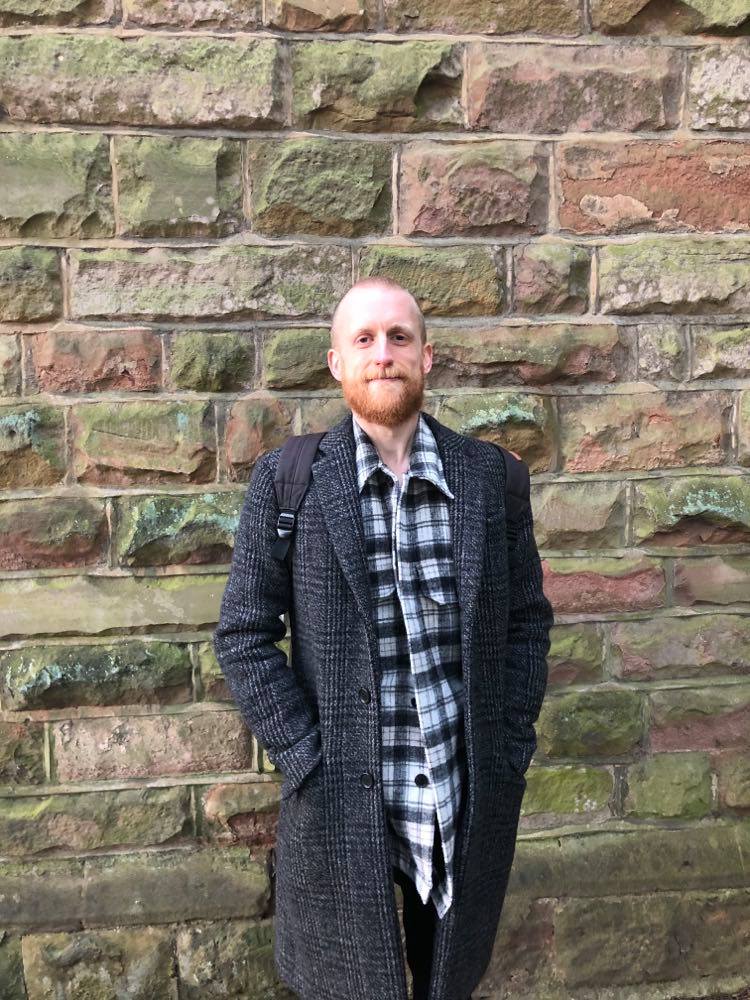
[352,323,415,337]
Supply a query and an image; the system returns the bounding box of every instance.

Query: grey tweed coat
[212,408,554,1000]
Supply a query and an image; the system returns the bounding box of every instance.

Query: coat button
[360,771,374,788]
[415,773,429,787]
[358,686,371,704]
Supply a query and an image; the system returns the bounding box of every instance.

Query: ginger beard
[339,358,425,429]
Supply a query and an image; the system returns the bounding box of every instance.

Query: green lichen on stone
[0,719,45,784]
[291,39,462,131]
[169,331,252,391]
[0,33,283,127]
[0,0,113,24]
[623,752,711,819]
[262,327,332,389]
[359,244,503,315]
[249,137,392,236]
[548,625,603,679]
[524,764,613,815]
[0,132,114,238]
[0,640,191,710]
[634,475,750,542]
[538,687,645,757]
[115,136,243,238]
[0,404,66,487]
[113,492,242,567]
[0,245,62,321]
[0,933,24,1000]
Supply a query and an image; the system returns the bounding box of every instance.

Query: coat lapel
[310,409,490,666]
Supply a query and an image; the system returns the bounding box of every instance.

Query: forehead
[337,285,420,332]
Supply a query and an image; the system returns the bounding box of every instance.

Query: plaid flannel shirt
[352,410,467,919]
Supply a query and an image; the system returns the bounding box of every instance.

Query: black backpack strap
[489,442,531,554]
[269,432,326,563]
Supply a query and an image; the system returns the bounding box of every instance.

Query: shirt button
[358,687,371,704]
[415,773,429,787]
[411,696,417,707]
[360,771,375,788]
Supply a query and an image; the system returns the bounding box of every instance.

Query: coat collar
[311,408,489,667]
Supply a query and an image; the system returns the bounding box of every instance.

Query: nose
[372,331,395,368]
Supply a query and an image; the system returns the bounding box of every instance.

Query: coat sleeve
[213,448,323,793]
[502,480,555,779]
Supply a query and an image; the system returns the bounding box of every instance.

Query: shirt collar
[351,411,455,500]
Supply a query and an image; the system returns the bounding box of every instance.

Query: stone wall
[1,0,749,997]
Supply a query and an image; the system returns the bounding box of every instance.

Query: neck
[352,410,421,477]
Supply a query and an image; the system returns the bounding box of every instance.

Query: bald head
[330,277,426,350]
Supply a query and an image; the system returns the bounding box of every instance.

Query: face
[327,286,432,428]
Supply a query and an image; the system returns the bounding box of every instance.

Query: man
[213,278,554,1000]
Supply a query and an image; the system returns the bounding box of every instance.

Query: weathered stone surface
[0,786,191,855]
[176,920,284,999]
[113,491,242,567]
[0,574,226,638]
[689,46,750,131]
[0,933,24,1000]
[0,335,20,397]
[0,848,266,928]
[512,242,589,314]
[359,245,504,317]
[0,719,45,784]
[558,390,731,471]
[637,322,689,381]
[467,43,682,133]
[553,888,750,988]
[168,331,253,392]
[298,395,352,435]
[437,392,554,472]
[741,390,750,467]
[115,136,243,238]
[0,34,283,128]
[537,687,645,758]
[291,40,463,132]
[0,132,113,238]
[225,396,297,481]
[52,709,253,781]
[124,0,261,28]
[609,613,750,680]
[633,475,750,547]
[0,496,107,571]
[69,245,350,321]
[0,0,114,24]
[532,480,625,549]
[481,896,556,997]
[27,327,162,394]
[649,685,750,751]
[0,640,192,710]
[522,764,613,822]
[674,554,750,606]
[543,555,665,613]
[0,246,61,322]
[261,328,334,390]
[592,0,750,32]
[428,323,629,388]
[22,925,177,998]
[692,323,750,379]
[266,0,374,29]
[71,400,216,485]
[624,752,712,819]
[0,405,66,488]
[599,237,750,315]
[399,140,548,237]
[547,623,604,687]
[509,821,750,898]
[248,137,392,237]
[383,0,580,33]
[200,781,281,848]
[715,751,750,811]
[558,140,750,235]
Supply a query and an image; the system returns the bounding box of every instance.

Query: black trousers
[392,816,444,1000]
